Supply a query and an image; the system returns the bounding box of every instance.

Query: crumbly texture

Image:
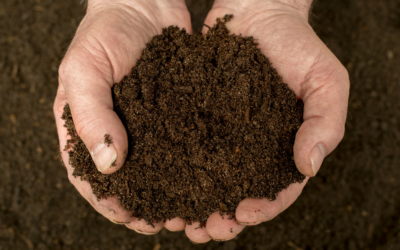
[62,15,305,225]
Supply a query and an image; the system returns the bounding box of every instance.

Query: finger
[125,217,164,235]
[294,58,349,177]
[59,43,128,174]
[236,177,309,225]
[69,177,133,223]
[164,217,186,232]
[185,222,211,244]
[206,213,245,241]
[54,87,133,223]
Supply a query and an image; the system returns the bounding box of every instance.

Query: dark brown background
[1,0,399,249]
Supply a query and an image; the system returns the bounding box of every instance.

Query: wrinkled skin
[54,0,349,243]
[54,0,192,235]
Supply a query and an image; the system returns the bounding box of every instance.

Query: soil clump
[62,15,304,225]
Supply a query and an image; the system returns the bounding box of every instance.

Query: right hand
[185,0,349,243]
[54,0,191,235]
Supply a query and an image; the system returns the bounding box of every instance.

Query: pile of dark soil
[62,15,304,224]
[2,0,400,249]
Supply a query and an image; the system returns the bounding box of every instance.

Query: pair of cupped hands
[54,0,349,243]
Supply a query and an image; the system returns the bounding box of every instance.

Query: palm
[205,7,346,102]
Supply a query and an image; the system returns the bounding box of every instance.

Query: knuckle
[58,45,93,87]
[53,93,66,117]
[58,57,72,85]
[97,203,117,219]
[338,64,349,78]
[337,64,350,88]
[327,121,345,147]
[336,122,346,141]
[73,112,99,139]
[52,99,59,114]
[53,98,61,115]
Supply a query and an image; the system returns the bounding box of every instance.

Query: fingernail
[132,228,157,235]
[211,236,236,242]
[91,142,117,172]
[309,143,327,176]
[110,219,129,225]
[237,220,262,225]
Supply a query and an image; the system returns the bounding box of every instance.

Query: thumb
[59,49,128,175]
[294,61,349,177]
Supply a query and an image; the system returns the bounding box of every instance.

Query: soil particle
[104,134,113,147]
[62,15,304,224]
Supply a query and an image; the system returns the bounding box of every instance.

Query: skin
[54,0,192,234]
[54,0,349,243]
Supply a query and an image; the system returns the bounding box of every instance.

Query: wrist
[87,0,188,14]
[212,0,313,21]
[84,0,191,34]
[272,0,314,15]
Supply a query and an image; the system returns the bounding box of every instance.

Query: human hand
[54,0,191,234]
[184,0,349,243]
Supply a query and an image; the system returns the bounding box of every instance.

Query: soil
[1,0,400,249]
[62,15,304,225]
